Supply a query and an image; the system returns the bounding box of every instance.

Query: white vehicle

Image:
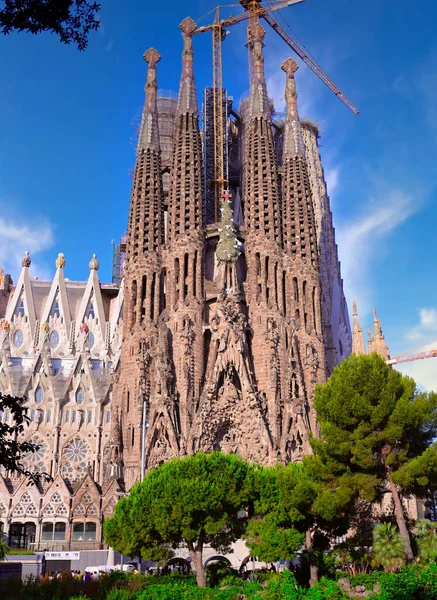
[85,564,136,574]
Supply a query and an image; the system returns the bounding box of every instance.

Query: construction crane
[387,339,437,366]
[386,349,437,366]
[194,0,359,222]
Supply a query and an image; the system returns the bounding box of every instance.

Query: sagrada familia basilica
[0,17,391,552]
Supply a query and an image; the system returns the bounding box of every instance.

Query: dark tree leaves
[0,0,100,50]
[0,392,51,482]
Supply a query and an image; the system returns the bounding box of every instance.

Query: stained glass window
[49,331,59,349]
[13,330,23,347]
[51,301,60,318]
[88,332,95,349]
[35,387,44,403]
[76,389,84,405]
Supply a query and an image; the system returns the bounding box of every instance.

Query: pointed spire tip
[21,251,31,268]
[89,254,100,271]
[180,17,196,36]
[281,57,299,75]
[143,48,161,65]
[56,253,66,269]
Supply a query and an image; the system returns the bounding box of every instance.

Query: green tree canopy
[104,451,257,587]
[0,392,49,481]
[0,0,100,50]
[312,353,437,563]
[245,459,352,586]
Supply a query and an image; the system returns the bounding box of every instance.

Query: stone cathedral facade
[0,17,351,550]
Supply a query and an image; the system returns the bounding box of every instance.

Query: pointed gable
[76,263,106,338]
[6,253,37,335]
[40,263,72,333]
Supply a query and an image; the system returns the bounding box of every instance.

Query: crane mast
[212,7,227,222]
[194,0,359,224]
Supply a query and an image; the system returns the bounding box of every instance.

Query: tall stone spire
[369,308,390,360]
[139,48,161,151]
[243,23,281,244]
[177,17,198,115]
[168,17,203,241]
[115,47,166,487]
[249,23,270,120]
[126,48,165,267]
[351,301,366,355]
[281,58,317,264]
[282,58,306,159]
[279,58,326,441]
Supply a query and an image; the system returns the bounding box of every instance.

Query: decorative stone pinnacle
[282,56,306,159]
[56,253,66,269]
[89,254,100,271]
[251,22,266,44]
[281,57,299,76]
[21,251,31,268]
[180,17,197,37]
[139,47,161,150]
[143,47,161,66]
[249,23,270,120]
[177,16,198,116]
[352,300,358,315]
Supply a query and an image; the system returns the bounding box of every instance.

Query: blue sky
[0,0,436,389]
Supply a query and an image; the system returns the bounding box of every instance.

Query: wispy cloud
[325,165,340,197]
[397,340,437,393]
[336,186,418,316]
[0,211,55,281]
[405,308,437,342]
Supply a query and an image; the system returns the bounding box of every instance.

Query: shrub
[348,572,381,590]
[304,577,349,600]
[372,523,405,572]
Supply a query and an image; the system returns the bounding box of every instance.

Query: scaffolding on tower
[112,234,127,285]
[203,87,231,224]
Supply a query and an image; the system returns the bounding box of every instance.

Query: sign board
[45,551,80,560]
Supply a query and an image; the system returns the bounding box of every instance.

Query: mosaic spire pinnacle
[249,23,270,120]
[282,58,306,159]
[177,17,198,115]
[139,48,161,151]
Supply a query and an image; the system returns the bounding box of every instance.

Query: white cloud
[325,166,340,197]
[405,308,437,341]
[336,187,417,316]
[0,213,55,281]
[397,340,437,392]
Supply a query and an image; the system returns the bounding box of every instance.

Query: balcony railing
[29,540,107,552]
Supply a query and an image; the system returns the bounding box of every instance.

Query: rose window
[61,438,90,480]
[65,439,87,462]
[22,439,47,474]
